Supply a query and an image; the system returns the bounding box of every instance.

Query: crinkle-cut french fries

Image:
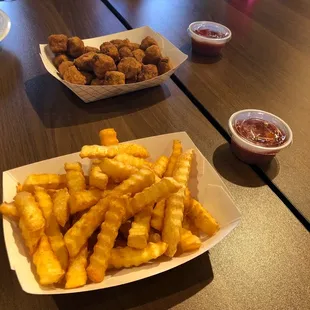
[87,198,125,283]
[52,188,70,227]
[164,140,183,177]
[183,215,200,237]
[184,188,192,214]
[33,234,64,285]
[126,177,182,220]
[80,143,149,159]
[64,197,110,257]
[152,155,169,178]
[14,192,45,232]
[0,202,19,218]
[178,228,202,253]
[19,218,43,255]
[150,199,166,231]
[127,204,153,249]
[172,149,194,186]
[99,128,119,146]
[70,189,102,214]
[114,153,152,169]
[65,244,88,289]
[35,187,69,270]
[187,199,219,236]
[119,221,132,239]
[149,232,161,243]
[99,158,138,182]
[109,242,168,269]
[22,174,66,192]
[104,167,155,199]
[65,162,86,194]
[89,166,108,190]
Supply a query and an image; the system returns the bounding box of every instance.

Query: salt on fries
[0,129,219,289]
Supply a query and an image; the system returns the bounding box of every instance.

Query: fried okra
[143,45,162,65]
[140,36,158,50]
[103,71,125,85]
[53,54,69,68]
[132,49,145,63]
[74,52,96,71]
[100,42,120,62]
[119,46,133,59]
[137,64,158,82]
[67,37,85,58]
[117,57,142,80]
[63,66,86,85]
[84,46,100,53]
[48,34,68,53]
[158,57,173,74]
[91,78,105,86]
[92,54,116,79]
[58,61,74,78]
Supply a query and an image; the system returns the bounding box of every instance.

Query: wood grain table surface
[106,0,310,222]
[0,1,309,309]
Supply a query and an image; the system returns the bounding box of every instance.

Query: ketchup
[234,118,286,147]
[193,28,226,39]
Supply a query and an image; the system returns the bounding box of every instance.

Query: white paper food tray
[39,26,188,103]
[2,132,241,294]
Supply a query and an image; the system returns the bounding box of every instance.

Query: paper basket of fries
[39,26,188,103]
[2,132,240,294]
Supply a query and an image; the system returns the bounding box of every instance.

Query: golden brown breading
[91,78,105,86]
[132,49,145,63]
[84,46,100,53]
[128,43,140,51]
[58,61,74,78]
[126,77,137,84]
[63,66,87,85]
[92,54,117,79]
[137,64,158,82]
[74,52,96,71]
[143,45,162,65]
[48,34,68,54]
[100,42,120,62]
[119,46,133,59]
[80,71,94,85]
[67,37,85,58]
[117,57,142,80]
[140,36,158,50]
[53,54,69,68]
[103,71,125,85]
[117,39,131,50]
[110,39,129,49]
[158,57,173,74]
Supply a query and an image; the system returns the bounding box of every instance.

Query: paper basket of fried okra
[39,26,188,103]
[1,130,240,294]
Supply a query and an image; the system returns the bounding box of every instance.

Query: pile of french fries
[0,129,219,289]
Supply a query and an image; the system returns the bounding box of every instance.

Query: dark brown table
[106,0,310,222]
[0,1,309,309]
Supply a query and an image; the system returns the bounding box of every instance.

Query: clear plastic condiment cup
[228,109,293,165]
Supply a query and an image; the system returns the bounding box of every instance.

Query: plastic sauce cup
[228,109,293,165]
[187,21,231,56]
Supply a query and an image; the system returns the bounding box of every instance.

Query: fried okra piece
[74,52,96,71]
[67,37,85,58]
[48,34,68,53]
[137,64,158,82]
[117,57,142,80]
[158,57,173,74]
[103,71,125,85]
[132,49,145,63]
[91,78,105,86]
[63,66,87,85]
[100,42,120,63]
[53,54,69,68]
[80,71,94,85]
[140,36,158,50]
[143,45,162,65]
[119,46,133,59]
[110,39,129,49]
[92,54,116,79]
[128,43,140,51]
[84,46,100,53]
[58,61,74,78]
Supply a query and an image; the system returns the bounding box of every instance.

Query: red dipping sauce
[193,28,227,39]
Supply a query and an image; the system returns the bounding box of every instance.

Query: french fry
[70,189,102,214]
[16,183,23,193]
[65,244,88,289]
[187,199,219,236]
[99,128,119,146]
[80,143,149,159]
[64,197,110,257]
[149,232,161,243]
[99,158,138,182]
[14,192,45,232]
[184,188,192,215]
[89,166,108,190]
[178,228,201,253]
[52,188,70,227]
[87,198,125,282]
[119,221,132,239]
[183,215,200,236]
[127,204,153,249]
[104,167,155,198]
[164,140,182,177]
[35,187,69,270]
[22,174,66,192]
[162,150,194,257]
[33,234,64,285]
[114,153,152,169]
[65,162,86,194]
[0,202,19,218]
[152,155,169,177]
[109,242,168,269]
[126,177,182,220]
[150,199,165,231]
